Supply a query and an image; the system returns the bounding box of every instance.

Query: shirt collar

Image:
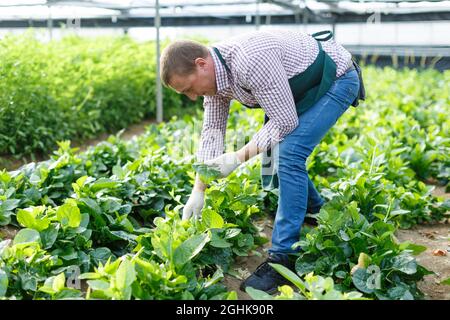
[209,47,230,94]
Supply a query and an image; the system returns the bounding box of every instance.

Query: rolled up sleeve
[196,95,231,162]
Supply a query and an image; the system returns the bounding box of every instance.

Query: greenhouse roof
[0,0,449,24]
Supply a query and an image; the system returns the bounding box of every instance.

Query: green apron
[212,30,337,190]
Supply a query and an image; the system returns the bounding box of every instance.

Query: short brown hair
[160,39,209,88]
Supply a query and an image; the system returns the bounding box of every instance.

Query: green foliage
[0,66,448,300]
[193,163,221,184]
[246,265,365,300]
[0,33,200,159]
[292,198,433,300]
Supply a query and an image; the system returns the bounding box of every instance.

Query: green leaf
[16,208,36,228]
[204,268,224,288]
[115,259,136,291]
[79,198,106,227]
[109,230,138,242]
[441,277,450,286]
[16,207,50,231]
[295,260,316,276]
[357,253,372,268]
[224,228,241,239]
[53,246,78,261]
[390,209,410,216]
[208,190,225,208]
[351,268,374,294]
[210,237,232,248]
[87,280,110,291]
[53,273,66,292]
[387,286,414,300]
[237,233,254,248]
[193,163,221,184]
[269,263,306,292]
[399,242,427,256]
[181,290,195,300]
[226,291,238,300]
[0,269,8,297]
[0,240,9,256]
[13,228,40,245]
[202,208,224,229]
[246,287,274,300]
[391,252,417,275]
[90,178,120,192]
[21,274,37,291]
[173,233,210,268]
[56,202,81,229]
[1,199,20,211]
[40,224,59,249]
[90,247,112,265]
[339,230,350,241]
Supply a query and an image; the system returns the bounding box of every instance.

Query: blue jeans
[269,69,360,254]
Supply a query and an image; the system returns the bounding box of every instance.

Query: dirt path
[222,218,273,300]
[395,185,450,300]
[0,119,156,171]
[396,222,449,300]
[225,185,450,300]
[75,119,156,153]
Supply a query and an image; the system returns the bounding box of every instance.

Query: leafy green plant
[246,264,365,300]
[193,163,221,184]
[0,33,201,160]
[0,66,448,300]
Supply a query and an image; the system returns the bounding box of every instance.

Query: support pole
[255,0,260,30]
[47,5,53,40]
[155,0,163,123]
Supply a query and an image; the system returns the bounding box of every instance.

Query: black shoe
[240,253,295,294]
[303,213,319,226]
[303,203,323,226]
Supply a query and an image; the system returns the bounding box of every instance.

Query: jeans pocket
[330,71,360,109]
[344,71,360,104]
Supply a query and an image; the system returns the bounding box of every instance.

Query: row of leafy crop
[137,66,448,300]
[0,33,198,159]
[150,119,449,300]
[246,67,449,300]
[322,67,448,184]
[0,134,370,300]
[0,133,270,299]
[126,67,450,300]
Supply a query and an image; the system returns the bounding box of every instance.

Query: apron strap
[212,47,231,74]
[311,30,333,42]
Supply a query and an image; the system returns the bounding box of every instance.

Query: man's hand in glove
[182,190,205,220]
[204,152,242,178]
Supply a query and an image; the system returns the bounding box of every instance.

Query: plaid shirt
[197,29,352,162]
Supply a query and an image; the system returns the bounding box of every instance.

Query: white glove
[182,190,205,220]
[204,152,242,178]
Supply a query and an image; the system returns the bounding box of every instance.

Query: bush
[0,33,198,158]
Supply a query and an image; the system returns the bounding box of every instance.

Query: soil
[223,185,450,300]
[0,225,18,241]
[75,119,156,153]
[222,218,273,300]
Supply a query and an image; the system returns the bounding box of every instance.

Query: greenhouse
[0,0,448,307]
